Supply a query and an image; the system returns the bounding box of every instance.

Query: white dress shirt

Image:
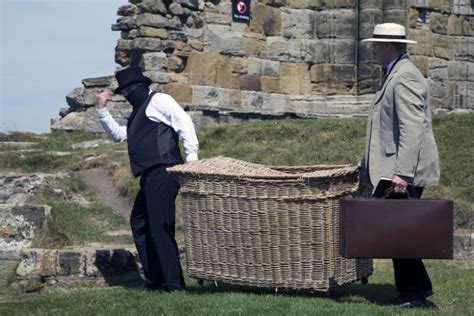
[98,91,199,162]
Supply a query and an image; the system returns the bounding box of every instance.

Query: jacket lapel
[372,58,410,106]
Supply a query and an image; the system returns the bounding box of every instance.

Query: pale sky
[1,0,126,133]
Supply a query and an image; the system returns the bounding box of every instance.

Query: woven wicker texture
[168,156,373,292]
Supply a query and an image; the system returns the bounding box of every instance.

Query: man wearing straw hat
[359,23,440,308]
[95,66,199,292]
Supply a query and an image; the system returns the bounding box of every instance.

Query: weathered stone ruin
[51,0,473,132]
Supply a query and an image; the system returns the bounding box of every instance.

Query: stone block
[192,86,231,109]
[169,3,185,16]
[279,62,312,95]
[169,73,190,84]
[454,37,474,62]
[230,89,242,108]
[447,15,463,36]
[359,0,383,9]
[261,0,287,7]
[382,9,406,25]
[144,71,170,84]
[288,39,303,61]
[330,39,356,64]
[112,17,137,31]
[448,61,466,81]
[430,12,448,35]
[383,0,407,9]
[429,58,448,81]
[137,0,167,14]
[230,57,248,74]
[249,4,282,36]
[57,252,82,276]
[188,38,204,51]
[315,9,357,39]
[409,29,433,57]
[244,33,267,57]
[301,39,329,64]
[167,56,184,72]
[117,4,138,16]
[453,81,474,109]
[262,60,280,76]
[408,8,417,29]
[262,93,291,112]
[358,9,383,39]
[433,35,453,60]
[410,0,429,8]
[463,19,472,36]
[281,8,314,39]
[239,74,262,91]
[136,13,169,28]
[248,58,263,75]
[287,0,321,9]
[430,0,452,14]
[453,0,474,15]
[133,38,164,52]
[323,0,355,9]
[310,64,356,94]
[205,12,232,25]
[410,55,429,77]
[141,52,167,71]
[203,25,245,56]
[164,83,193,104]
[230,74,241,89]
[261,76,281,93]
[266,37,290,61]
[240,91,289,112]
[429,78,447,98]
[186,52,231,88]
[174,42,192,58]
[82,76,113,88]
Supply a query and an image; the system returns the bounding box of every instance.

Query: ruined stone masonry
[51,0,473,132]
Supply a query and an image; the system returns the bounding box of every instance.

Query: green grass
[0,260,473,315]
[29,173,128,248]
[198,118,367,165]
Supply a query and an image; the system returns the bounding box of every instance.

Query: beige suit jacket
[361,58,440,188]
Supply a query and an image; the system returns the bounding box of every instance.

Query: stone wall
[51,0,473,132]
[407,0,473,111]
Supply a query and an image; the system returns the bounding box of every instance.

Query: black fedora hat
[114,67,152,94]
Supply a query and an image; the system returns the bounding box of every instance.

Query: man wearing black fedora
[359,23,440,308]
[96,66,199,291]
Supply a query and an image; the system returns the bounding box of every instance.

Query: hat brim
[361,38,417,44]
[114,77,152,94]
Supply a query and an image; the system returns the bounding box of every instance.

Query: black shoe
[395,298,428,308]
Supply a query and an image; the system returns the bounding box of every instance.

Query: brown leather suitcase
[340,198,454,259]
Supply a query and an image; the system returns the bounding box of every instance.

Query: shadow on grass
[182,279,391,302]
[179,279,438,309]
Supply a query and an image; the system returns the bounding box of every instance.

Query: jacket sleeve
[392,71,427,179]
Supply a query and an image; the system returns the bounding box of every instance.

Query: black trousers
[130,166,185,290]
[392,187,432,297]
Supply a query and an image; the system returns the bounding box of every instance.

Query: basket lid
[167,156,358,180]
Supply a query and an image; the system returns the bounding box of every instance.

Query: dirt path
[79,168,132,220]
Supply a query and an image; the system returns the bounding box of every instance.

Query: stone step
[15,247,141,290]
[13,245,187,291]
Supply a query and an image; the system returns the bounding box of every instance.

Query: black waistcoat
[127,91,184,177]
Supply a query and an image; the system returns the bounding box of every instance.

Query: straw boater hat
[362,23,417,44]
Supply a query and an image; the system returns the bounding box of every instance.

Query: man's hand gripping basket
[168,156,373,292]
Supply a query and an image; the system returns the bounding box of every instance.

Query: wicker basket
[168,156,373,292]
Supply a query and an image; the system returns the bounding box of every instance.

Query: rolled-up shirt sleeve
[97,108,127,142]
[145,93,199,161]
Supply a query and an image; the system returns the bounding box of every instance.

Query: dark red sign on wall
[232,0,251,24]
